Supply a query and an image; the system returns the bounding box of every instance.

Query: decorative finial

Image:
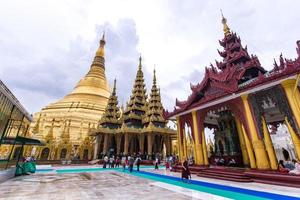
[220,10,230,36]
[138,54,142,70]
[153,67,156,85]
[96,31,106,57]
[112,78,117,94]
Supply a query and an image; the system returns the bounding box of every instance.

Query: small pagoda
[90,57,176,159]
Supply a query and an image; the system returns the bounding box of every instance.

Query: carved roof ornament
[221,10,231,37]
[99,78,122,129]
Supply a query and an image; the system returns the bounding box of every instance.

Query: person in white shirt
[289,159,300,175]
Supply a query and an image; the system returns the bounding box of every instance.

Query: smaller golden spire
[112,78,117,95]
[153,68,156,85]
[221,10,230,36]
[96,31,106,57]
[138,54,142,70]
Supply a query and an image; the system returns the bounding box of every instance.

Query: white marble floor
[0,171,197,200]
[1,167,300,200]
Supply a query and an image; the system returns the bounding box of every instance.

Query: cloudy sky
[0,0,299,114]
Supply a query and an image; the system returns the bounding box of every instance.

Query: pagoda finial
[112,78,117,94]
[96,31,106,57]
[153,68,157,85]
[220,10,231,36]
[138,54,142,70]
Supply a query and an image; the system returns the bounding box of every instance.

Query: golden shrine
[29,33,110,160]
[90,57,177,159]
[164,14,300,170]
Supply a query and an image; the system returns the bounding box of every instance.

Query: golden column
[262,117,278,170]
[201,130,209,165]
[176,116,183,160]
[241,94,270,169]
[241,125,256,168]
[124,133,129,155]
[192,111,204,165]
[285,118,300,159]
[235,119,249,166]
[103,134,109,154]
[281,79,300,159]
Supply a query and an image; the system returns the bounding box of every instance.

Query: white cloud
[0,0,299,113]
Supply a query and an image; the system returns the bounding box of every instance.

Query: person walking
[121,156,126,171]
[154,157,159,170]
[103,155,108,168]
[135,155,142,171]
[181,157,191,183]
[129,156,134,173]
[115,156,120,168]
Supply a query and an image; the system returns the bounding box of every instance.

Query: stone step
[197,173,252,183]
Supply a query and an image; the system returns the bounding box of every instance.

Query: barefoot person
[181,157,191,183]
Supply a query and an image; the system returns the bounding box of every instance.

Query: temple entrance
[129,135,139,155]
[120,135,125,154]
[143,136,148,156]
[204,109,244,167]
[13,146,23,160]
[183,124,194,161]
[83,149,89,160]
[109,136,117,156]
[259,96,297,163]
[41,148,50,160]
[60,148,67,159]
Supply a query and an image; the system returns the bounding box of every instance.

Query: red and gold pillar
[192,111,204,165]
[281,79,300,159]
[241,94,270,169]
[262,117,278,170]
[235,119,250,166]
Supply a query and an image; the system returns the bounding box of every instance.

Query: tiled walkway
[0,171,192,200]
[0,166,300,200]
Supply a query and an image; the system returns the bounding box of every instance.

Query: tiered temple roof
[164,13,300,119]
[143,69,166,127]
[99,79,122,129]
[92,57,176,137]
[123,56,148,128]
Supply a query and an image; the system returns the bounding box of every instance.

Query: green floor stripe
[123,171,269,200]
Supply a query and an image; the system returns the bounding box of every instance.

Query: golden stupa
[29,33,110,161]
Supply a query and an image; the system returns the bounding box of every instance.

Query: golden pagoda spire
[99,78,121,128]
[153,68,157,85]
[92,31,106,68]
[138,54,142,70]
[221,10,231,36]
[123,56,148,127]
[143,68,166,126]
[96,31,105,57]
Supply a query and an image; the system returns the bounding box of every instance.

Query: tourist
[154,157,159,170]
[103,155,108,168]
[228,158,236,167]
[121,156,126,171]
[109,156,115,168]
[169,156,173,170]
[129,155,134,173]
[181,157,191,183]
[165,159,170,171]
[218,157,225,166]
[135,155,142,171]
[289,159,300,175]
[115,156,120,168]
[278,160,289,173]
